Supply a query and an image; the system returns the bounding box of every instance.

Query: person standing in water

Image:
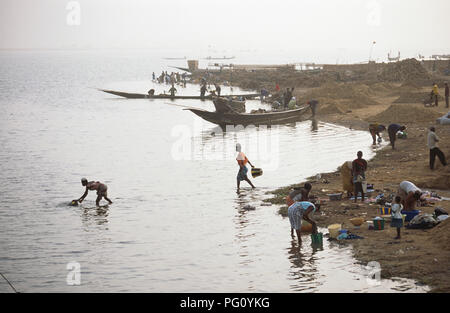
[77,178,113,206]
[236,143,255,192]
[214,84,221,97]
[168,83,177,97]
[307,99,318,117]
[200,83,207,98]
[288,201,318,244]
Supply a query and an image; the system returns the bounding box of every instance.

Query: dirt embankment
[196,58,450,291]
[264,101,450,292]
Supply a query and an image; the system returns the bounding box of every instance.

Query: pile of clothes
[406,207,448,229]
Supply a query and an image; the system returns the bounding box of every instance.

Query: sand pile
[378,58,430,82]
[430,218,450,250]
[394,92,431,103]
[401,80,422,89]
[367,104,442,123]
[299,82,380,108]
[319,103,346,115]
[370,82,394,93]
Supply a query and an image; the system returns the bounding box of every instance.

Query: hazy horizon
[1,0,450,64]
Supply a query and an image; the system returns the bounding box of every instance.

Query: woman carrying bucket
[288,201,319,244]
[236,143,255,193]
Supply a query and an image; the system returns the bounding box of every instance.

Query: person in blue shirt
[288,201,319,244]
[388,124,406,149]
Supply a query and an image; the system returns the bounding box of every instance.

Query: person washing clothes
[397,180,422,211]
[77,178,113,207]
[288,201,319,245]
[369,123,386,145]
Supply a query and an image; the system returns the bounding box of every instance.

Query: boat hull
[100,89,259,100]
[187,106,310,127]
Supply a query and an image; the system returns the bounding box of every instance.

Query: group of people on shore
[429,82,449,108]
[368,123,447,169]
[154,71,187,87]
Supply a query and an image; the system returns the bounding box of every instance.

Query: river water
[0,50,428,292]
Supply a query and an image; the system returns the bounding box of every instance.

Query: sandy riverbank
[193,61,450,292]
[264,91,450,292]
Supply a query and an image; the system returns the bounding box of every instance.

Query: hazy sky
[1,0,449,62]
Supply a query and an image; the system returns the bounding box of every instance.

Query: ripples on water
[0,51,428,292]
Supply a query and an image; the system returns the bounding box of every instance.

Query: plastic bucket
[301,220,313,233]
[311,233,323,245]
[328,224,341,239]
[251,168,263,178]
[362,182,367,193]
[379,207,391,215]
[401,210,420,222]
[373,219,385,230]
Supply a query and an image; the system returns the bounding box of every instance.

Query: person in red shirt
[236,143,255,192]
[352,151,368,203]
[275,83,280,92]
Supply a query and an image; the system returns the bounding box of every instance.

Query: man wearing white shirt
[428,127,447,170]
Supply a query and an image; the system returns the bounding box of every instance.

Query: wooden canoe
[99,89,260,100]
[186,106,310,127]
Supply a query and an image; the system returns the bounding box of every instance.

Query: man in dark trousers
[308,99,318,117]
[428,127,447,170]
[445,82,449,108]
[432,82,439,107]
[200,83,207,98]
[352,151,367,203]
[214,84,221,97]
[387,123,406,149]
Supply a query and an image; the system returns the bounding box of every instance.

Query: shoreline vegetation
[191,59,450,292]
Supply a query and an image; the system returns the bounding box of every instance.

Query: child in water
[391,196,404,239]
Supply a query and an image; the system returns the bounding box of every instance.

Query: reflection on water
[81,205,110,228]
[311,118,319,132]
[0,51,428,292]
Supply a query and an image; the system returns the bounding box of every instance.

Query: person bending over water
[236,143,255,192]
[369,123,386,145]
[288,201,319,245]
[78,178,113,206]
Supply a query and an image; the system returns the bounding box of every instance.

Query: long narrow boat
[186,106,311,127]
[99,89,260,100]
